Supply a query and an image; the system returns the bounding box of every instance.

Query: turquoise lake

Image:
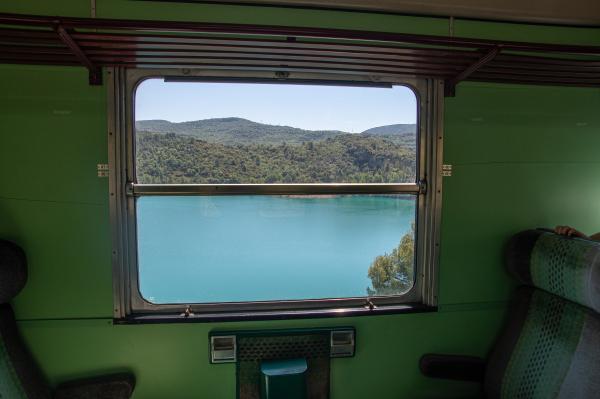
[137,195,415,304]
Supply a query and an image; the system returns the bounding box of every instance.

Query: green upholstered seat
[485,230,600,399]
[0,241,50,399]
[506,230,600,312]
[0,240,135,399]
[0,326,30,398]
[421,230,600,399]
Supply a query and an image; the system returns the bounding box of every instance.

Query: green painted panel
[454,19,600,45]
[440,82,600,306]
[445,83,600,164]
[0,0,90,16]
[0,0,448,36]
[0,65,108,205]
[0,198,113,319]
[97,0,448,35]
[19,307,506,399]
[440,163,600,305]
[2,0,599,46]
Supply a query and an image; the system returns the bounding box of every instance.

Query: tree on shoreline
[367,223,415,296]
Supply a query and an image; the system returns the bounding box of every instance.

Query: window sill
[114,303,437,324]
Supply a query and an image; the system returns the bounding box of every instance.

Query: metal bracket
[54,23,102,85]
[445,46,502,97]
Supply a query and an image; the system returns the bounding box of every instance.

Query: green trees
[136,118,345,145]
[367,223,415,296]
[136,118,416,146]
[136,132,416,184]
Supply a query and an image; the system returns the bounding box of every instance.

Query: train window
[109,70,442,318]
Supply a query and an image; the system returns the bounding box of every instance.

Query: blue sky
[135,79,416,133]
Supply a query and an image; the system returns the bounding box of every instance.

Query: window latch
[418,179,428,194]
[180,305,194,318]
[125,181,135,197]
[364,298,377,310]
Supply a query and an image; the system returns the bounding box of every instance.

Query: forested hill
[362,123,416,136]
[136,118,344,145]
[135,118,417,184]
[136,132,416,184]
[136,118,416,146]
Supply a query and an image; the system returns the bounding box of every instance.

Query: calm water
[137,195,415,304]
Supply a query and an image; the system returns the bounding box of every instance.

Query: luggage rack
[1,12,599,95]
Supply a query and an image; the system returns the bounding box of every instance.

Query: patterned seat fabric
[0,240,52,399]
[0,313,29,399]
[506,230,600,312]
[0,304,52,399]
[1,240,135,399]
[485,230,600,399]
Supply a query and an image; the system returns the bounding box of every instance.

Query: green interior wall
[1,1,600,398]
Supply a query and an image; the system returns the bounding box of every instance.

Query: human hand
[554,226,589,239]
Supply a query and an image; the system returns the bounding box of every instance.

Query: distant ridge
[136,117,344,145]
[136,118,416,146]
[361,123,416,136]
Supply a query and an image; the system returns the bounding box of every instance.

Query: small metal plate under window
[97,163,109,177]
[330,330,355,357]
[442,164,453,177]
[210,335,236,363]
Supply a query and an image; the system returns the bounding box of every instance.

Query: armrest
[420,354,486,382]
[54,373,135,399]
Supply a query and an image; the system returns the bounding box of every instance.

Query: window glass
[137,195,416,303]
[135,80,417,184]
[134,79,418,305]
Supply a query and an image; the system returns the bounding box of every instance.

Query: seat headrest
[0,240,28,303]
[506,229,600,313]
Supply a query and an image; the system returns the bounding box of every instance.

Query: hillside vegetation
[136,118,417,184]
[136,118,416,146]
[136,118,345,146]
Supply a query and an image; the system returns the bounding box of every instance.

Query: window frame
[108,67,444,320]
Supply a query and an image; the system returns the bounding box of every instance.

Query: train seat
[0,240,136,399]
[421,229,600,398]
